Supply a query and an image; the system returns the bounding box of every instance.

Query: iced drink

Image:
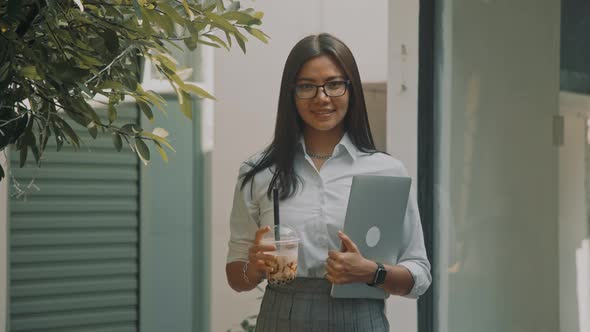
[261,225,299,285]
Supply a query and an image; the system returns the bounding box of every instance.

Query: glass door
[432,0,562,331]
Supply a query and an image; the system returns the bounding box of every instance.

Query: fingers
[325,253,347,285]
[248,249,277,272]
[328,250,341,260]
[249,251,276,262]
[254,226,271,244]
[249,244,276,253]
[325,273,335,284]
[325,272,345,285]
[338,231,359,253]
[325,260,337,275]
[326,256,336,267]
[326,256,343,282]
[248,253,276,274]
[326,257,343,272]
[249,227,276,259]
[248,227,278,276]
[253,260,274,273]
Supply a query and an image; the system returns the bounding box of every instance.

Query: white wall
[559,93,590,332]
[211,1,399,331]
[321,0,388,83]
[1,151,7,332]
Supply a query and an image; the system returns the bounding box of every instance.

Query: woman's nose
[315,87,331,101]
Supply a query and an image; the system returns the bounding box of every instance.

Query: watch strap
[367,262,386,287]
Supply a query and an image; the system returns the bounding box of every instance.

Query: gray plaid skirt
[255,278,389,332]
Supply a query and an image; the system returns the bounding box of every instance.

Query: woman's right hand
[246,226,277,282]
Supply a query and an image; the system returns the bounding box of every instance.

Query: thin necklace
[307,152,332,160]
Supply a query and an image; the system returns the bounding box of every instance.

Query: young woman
[226,33,431,331]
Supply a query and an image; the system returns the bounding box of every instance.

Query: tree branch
[0,113,26,129]
[46,22,74,66]
[85,45,137,85]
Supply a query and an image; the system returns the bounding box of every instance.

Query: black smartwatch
[367,262,387,287]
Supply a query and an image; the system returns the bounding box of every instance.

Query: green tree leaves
[0,0,268,181]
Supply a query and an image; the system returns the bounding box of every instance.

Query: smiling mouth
[311,110,335,115]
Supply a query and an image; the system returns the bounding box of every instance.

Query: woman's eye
[326,82,343,89]
[298,84,314,91]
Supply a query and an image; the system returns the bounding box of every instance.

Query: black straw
[273,188,280,241]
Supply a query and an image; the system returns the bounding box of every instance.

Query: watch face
[367,263,387,286]
[376,267,387,284]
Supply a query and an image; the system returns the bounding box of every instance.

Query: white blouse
[226,133,432,298]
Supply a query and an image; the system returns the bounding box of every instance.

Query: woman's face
[294,55,349,135]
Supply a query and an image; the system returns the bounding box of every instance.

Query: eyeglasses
[294,80,350,99]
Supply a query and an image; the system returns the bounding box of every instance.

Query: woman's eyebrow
[296,76,346,82]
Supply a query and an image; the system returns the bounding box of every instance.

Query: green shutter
[8,105,140,332]
[139,97,209,332]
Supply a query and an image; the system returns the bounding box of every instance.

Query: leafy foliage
[0,0,268,181]
[227,315,257,332]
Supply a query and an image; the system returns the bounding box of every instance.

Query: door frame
[1,150,9,332]
[417,0,436,331]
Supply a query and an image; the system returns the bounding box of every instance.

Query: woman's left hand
[325,231,377,285]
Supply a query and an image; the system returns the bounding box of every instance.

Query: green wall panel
[7,97,210,332]
[140,96,209,332]
[8,105,140,332]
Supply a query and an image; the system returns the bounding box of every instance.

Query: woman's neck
[303,128,344,156]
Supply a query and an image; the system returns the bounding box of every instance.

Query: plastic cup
[261,225,299,285]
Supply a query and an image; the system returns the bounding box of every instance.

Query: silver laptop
[330,175,412,299]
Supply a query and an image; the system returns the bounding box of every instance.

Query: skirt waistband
[266,277,332,294]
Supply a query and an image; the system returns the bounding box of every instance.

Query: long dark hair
[240,33,377,199]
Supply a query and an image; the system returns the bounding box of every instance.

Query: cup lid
[261,225,299,243]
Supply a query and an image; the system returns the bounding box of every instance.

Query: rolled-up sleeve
[396,171,432,299]
[226,164,260,263]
